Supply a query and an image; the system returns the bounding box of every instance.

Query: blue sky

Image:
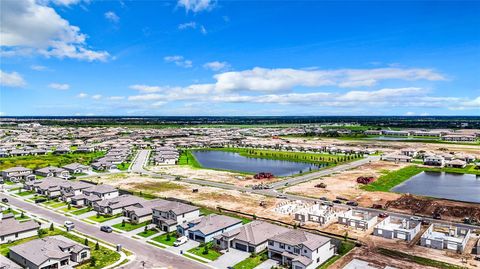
[0,0,479,116]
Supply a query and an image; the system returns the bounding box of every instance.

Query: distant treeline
[1,116,480,129]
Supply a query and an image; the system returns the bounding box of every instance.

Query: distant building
[1,167,35,182]
[420,224,471,252]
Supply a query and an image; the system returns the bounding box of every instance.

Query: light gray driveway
[209,248,251,269]
[253,259,279,269]
[167,239,200,255]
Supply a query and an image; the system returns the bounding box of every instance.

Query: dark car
[378,213,389,218]
[474,256,480,261]
[318,197,328,201]
[346,201,358,206]
[333,199,342,204]
[100,226,113,233]
[1,198,8,203]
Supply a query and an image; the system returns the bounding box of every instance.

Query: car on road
[410,216,422,222]
[64,221,75,229]
[173,236,188,247]
[378,213,389,218]
[333,199,342,204]
[346,201,358,206]
[1,198,8,203]
[276,194,288,199]
[100,226,113,233]
[318,197,328,201]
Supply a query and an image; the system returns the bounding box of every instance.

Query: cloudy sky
[0,0,479,116]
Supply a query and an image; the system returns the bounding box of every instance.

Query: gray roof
[189,214,242,236]
[221,221,290,246]
[2,166,31,173]
[84,184,117,194]
[153,201,199,215]
[0,218,40,237]
[95,194,145,209]
[62,163,89,170]
[124,199,170,217]
[10,236,89,266]
[269,230,330,251]
[35,166,66,174]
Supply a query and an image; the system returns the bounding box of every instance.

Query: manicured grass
[137,229,159,238]
[424,165,480,176]
[42,199,60,206]
[151,232,177,246]
[0,228,121,269]
[16,190,35,196]
[178,150,202,168]
[50,202,68,208]
[361,165,424,192]
[377,248,464,269]
[233,251,268,269]
[112,220,150,232]
[2,208,19,215]
[183,253,208,263]
[71,207,93,216]
[187,242,223,261]
[87,214,122,223]
[317,241,355,269]
[60,206,79,213]
[117,162,131,171]
[15,214,30,221]
[0,151,106,170]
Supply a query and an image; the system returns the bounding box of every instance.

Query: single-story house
[35,166,70,179]
[1,167,35,182]
[62,163,91,174]
[373,216,421,242]
[9,236,90,269]
[0,213,40,245]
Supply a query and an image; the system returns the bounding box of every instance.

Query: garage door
[235,243,248,251]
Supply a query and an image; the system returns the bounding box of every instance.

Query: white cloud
[200,25,207,35]
[0,0,109,61]
[48,83,70,90]
[30,65,47,71]
[104,11,119,23]
[76,92,88,98]
[128,93,163,101]
[108,96,125,100]
[91,94,102,100]
[0,112,5,116]
[177,0,215,13]
[0,70,26,87]
[203,61,230,71]
[405,111,415,116]
[164,55,192,68]
[47,0,86,6]
[129,85,165,93]
[178,22,197,30]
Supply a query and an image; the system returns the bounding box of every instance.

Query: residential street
[0,193,211,269]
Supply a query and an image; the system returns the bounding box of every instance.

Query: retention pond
[391,171,480,203]
[191,150,325,177]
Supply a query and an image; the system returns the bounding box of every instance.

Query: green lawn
[50,202,68,208]
[2,208,19,215]
[42,199,60,206]
[15,214,30,221]
[117,162,131,171]
[178,150,202,168]
[16,190,35,196]
[112,220,150,231]
[87,214,122,223]
[60,206,79,213]
[0,151,106,170]
[233,251,268,269]
[361,165,424,192]
[137,228,159,238]
[71,207,93,216]
[187,242,223,261]
[151,232,178,246]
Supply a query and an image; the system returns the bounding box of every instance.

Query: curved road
[0,192,211,269]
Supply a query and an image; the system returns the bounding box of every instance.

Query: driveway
[168,239,200,255]
[253,259,279,269]
[209,248,251,269]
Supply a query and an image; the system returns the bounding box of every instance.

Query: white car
[64,221,75,229]
[173,236,188,247]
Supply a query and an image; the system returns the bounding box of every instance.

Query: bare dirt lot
[148,165,281,187]
[88,173,294,222]
[284,161,406,206]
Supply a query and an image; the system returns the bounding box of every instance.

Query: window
[294,248,300,254]
[279,243,285,249]
[81,252,88,259]
[304,249,307,253]
[317,258,320,262]
[268,241,274,246]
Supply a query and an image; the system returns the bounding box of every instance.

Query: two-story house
[152,201,200,232]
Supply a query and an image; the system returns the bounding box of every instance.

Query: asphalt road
[0,193,211,269]
[130,150,151,173]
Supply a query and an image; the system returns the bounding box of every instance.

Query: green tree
[166,233,171,241]
[202,244,209,255]
[95,241,100,251]
[84,238,89,246]
[121,219,126,227]
[49,223,54,231]
[90,256,97,266]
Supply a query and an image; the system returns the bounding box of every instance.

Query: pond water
[391,171,480,203]
[365,136,438,141]
[191,150,325,177]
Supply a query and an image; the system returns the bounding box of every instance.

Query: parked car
[346,201,358,206]
[1,198,8,203]
[64,221,75,229]
[333,199,342,204]
[322,201,333,206]
[378,213,389,218]
[410,216,422,222]
[173,236,188,247]
[318,197,328,201]
[100,226,113,233]
[276,194,288,199]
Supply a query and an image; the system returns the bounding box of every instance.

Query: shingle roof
[222,221,290,245]
[270,230,330,251]
[0,219,40,237]
[189,214,242,236]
